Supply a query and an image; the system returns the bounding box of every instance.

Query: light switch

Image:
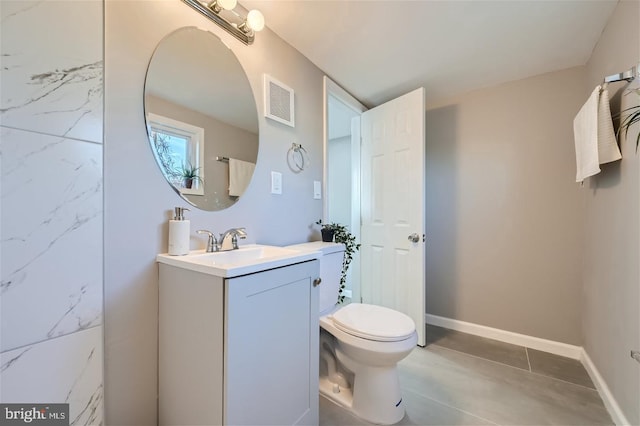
[271,171,282,194]
[313,181,322,199]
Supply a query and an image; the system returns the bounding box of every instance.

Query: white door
[360,88,426,346]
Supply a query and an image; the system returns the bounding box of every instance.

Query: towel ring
[287,143,308,172]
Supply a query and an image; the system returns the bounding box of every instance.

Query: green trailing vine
[316,220,361,304]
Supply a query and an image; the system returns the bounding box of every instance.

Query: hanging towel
[597,83,622,165]
[574,86,601,182]
[573,85,623,183]
[228,158,255,196]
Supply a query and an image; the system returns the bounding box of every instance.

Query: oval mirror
[144,27,259,211]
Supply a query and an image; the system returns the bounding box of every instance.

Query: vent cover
[264,74,295,127]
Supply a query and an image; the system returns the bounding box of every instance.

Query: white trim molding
[581,350,631,426]
[425,313,582,359]
[425,314,631,425]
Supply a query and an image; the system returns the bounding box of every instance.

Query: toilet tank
[285,241,345,315]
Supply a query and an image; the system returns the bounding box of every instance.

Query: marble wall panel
[0,1,104,423]
[1,127,102,352]
[0,1,103,143]
[0,326,103,425]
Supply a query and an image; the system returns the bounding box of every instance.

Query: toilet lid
[331,303,416,342]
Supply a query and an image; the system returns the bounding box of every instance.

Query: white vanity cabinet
[158,259,319,426]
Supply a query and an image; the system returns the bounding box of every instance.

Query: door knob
[408,233,420,243]
[313,278,322,287]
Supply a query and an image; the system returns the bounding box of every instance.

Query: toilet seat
[331,303,416,342]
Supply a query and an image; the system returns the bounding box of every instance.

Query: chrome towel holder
[603,63,638,84]
[287,143,308,172]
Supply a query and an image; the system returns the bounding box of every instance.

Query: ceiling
[240,0,618,107]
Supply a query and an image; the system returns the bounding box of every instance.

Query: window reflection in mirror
[144,27,259,211]
[148,112,205,196]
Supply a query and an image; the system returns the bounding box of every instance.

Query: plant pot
[184,178,193,189]
[321,229,334,242]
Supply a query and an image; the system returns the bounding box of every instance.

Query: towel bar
[603,64,638,84]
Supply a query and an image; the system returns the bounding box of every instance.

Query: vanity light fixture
[182,0,265,45]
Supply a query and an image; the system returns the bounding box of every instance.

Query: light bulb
[217,0,237,10]
[246,9,265,32]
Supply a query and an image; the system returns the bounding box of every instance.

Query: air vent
[264,74,295,127]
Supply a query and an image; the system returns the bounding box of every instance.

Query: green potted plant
[616,88,640,150]
[315,219,336,242]
[316,220,361,303]
[174,161,203,189]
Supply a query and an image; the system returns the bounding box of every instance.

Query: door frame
[322,76,367,301]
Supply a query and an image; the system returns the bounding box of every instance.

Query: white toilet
[287,241,417,425]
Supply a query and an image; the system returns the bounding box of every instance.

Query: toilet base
[319,375,353,410]
[319,365,405,425]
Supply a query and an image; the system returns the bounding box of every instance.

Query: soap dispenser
[168,207,190,256]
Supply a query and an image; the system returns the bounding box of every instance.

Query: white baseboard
[425,313,582,359]
[581,350,631,426]
[425,313,630,425]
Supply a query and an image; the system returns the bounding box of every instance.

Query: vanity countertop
[156,244,320,278]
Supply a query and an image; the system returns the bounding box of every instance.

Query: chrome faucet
[196,230,219,252]
[219,227,247,251]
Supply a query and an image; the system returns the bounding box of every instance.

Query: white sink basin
[156,244,320,278]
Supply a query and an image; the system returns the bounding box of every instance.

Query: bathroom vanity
[157,245,320,425]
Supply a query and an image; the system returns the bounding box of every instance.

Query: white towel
[597,84,622,165]
[574,86,601,182]
[573,85,622,183]
[228,158,255,197]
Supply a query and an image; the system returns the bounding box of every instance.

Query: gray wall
[104,1,325,423]
[0,1,104,423]
[425,66,587,345]
[582,0,640,423]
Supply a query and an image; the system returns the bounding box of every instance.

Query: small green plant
[615,88,640,151]
[316,220,361,304]
[175,161,203,189]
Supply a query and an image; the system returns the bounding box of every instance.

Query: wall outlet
[271,171,282,194]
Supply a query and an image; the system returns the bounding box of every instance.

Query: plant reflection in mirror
[175,161,203,189]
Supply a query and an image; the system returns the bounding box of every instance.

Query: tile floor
[319,325,613,425]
